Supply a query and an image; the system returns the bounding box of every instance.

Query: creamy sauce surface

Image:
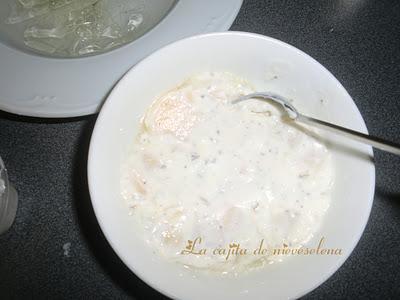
[120,72,334,274]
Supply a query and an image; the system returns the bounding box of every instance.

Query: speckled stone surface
[0,0,399,299]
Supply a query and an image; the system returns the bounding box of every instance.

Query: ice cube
[127,13,143,32]
[24,38,57,54]
[6,1,49,24]
[18,0,48,9]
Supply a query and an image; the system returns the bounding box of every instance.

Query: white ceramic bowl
[88,32,375,300]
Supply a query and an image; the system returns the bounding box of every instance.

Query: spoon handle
[297,114,400,155]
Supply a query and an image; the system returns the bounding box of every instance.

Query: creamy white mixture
[120,72,334,274]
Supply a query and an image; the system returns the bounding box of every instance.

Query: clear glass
[0,156,18,235]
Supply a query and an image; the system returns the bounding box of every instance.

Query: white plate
[0,0,243,118]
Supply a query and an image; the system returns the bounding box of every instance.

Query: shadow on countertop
[0,110,92,124]
[71,116,170,300]
[375,188,400,205]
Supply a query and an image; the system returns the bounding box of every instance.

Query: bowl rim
[88,31,376,299]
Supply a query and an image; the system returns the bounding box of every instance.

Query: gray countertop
[1,0,399,299]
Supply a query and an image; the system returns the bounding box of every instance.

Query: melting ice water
[3,0,175,57]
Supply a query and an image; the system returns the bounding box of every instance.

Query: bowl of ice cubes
[0,0,243,117]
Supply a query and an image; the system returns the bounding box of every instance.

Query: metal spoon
[233,92,400,155]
